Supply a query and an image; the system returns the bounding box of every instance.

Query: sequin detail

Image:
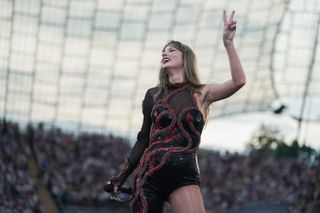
[132,85,205,213]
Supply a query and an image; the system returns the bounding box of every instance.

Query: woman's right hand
[104,159,133,195]
[104,176,133,202]
[104,178,121,195]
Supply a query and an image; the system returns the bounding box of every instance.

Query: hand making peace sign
[223,10,237,47]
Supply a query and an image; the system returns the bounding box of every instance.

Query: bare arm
[202,10,246,106]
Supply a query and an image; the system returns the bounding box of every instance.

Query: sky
[201,95,320,152]
[201,111,320,153]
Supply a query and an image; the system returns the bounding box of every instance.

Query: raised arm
[202,10,246,105]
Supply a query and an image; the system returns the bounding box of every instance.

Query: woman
[105,10,245,213]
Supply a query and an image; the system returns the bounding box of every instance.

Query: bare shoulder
[194,84,213,107]
[194,83,219,101]
[195,83,219,92]
[194,84,208,92]
[197,80,245,104]
[192,84,216,118]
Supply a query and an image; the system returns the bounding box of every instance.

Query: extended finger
[229,10,235,22]
[223,10,227,24]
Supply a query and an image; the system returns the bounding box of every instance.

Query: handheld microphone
[104,182,132,194]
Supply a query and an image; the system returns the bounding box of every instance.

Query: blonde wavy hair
[155,40,210,121]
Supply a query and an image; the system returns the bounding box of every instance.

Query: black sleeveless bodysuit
[131,83,205,213]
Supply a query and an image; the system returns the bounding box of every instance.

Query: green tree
[246,124,319,165]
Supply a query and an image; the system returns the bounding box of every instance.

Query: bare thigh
[168,185,205,213]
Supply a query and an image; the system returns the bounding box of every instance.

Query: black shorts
[132,152,200,213]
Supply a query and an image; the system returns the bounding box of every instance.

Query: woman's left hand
[223,10,237,47]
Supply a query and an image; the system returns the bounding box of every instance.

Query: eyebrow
[162,46,175,52]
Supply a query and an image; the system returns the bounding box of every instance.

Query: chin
[161,64,169,69]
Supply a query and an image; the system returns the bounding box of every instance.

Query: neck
[167,70,185,84]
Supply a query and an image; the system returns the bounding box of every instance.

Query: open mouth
[162,57,171,64]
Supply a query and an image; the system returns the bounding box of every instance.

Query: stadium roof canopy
[0,0,319,136]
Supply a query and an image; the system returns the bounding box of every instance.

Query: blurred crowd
[1,120,319,212]
[198,149,320,212]
[0,120,42,212]
[27,123,131,206]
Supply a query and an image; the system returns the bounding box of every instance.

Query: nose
[162,52,167,58]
